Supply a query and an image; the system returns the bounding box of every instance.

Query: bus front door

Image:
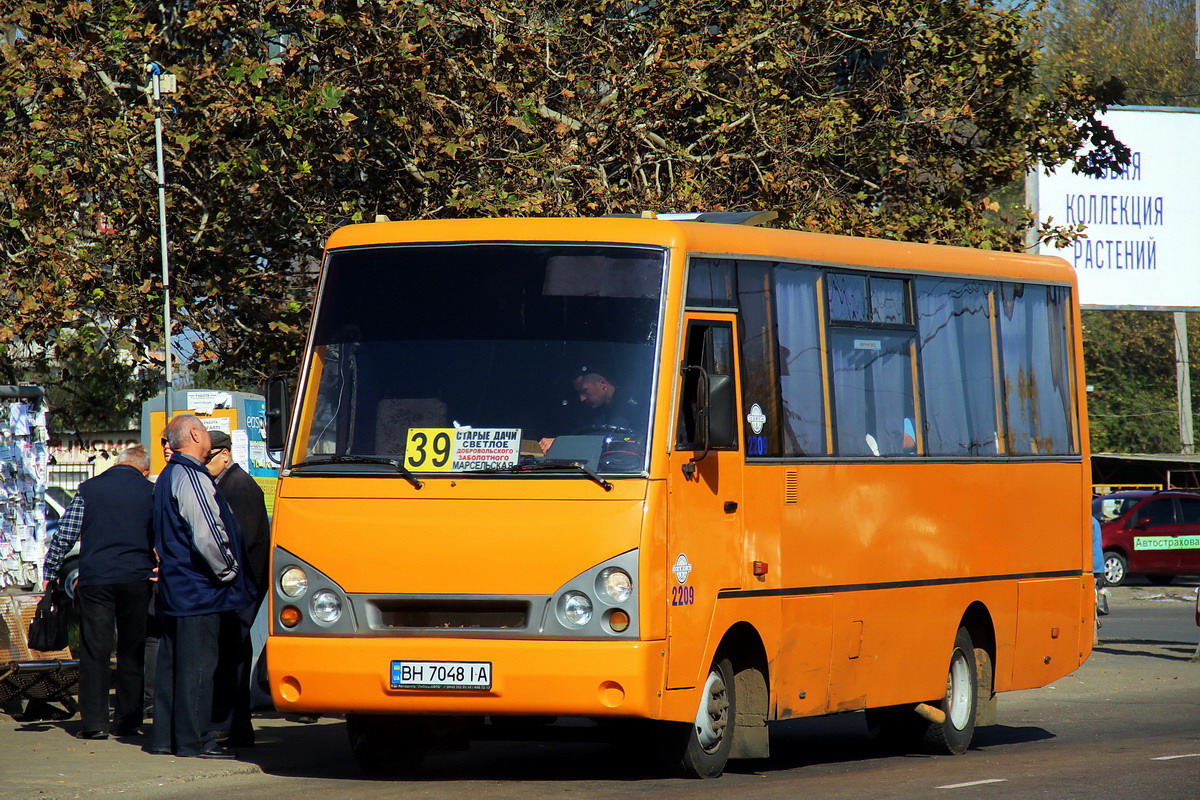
[666,316,745,689]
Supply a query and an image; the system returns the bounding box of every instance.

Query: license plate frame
[390,660,493,690]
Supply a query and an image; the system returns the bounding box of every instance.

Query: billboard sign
[1033,107,1200,310]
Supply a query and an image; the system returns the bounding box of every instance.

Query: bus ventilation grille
[784,470,799,504]
[373,599,529,630]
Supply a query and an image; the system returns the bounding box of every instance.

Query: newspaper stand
[0,386,77,715]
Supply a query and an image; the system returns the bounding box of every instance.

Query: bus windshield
[298,243,666,476]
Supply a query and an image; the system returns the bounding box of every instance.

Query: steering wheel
[575,425,644,472]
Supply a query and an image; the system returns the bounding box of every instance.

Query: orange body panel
[269,217,1093,728]
[269,635,666,718]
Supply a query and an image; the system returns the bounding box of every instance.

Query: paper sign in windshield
[404,428,521,472]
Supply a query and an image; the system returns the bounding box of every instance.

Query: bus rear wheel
[346,714,427,777]
[866,627,978,756]
[673,656,735,778]
[923,626,978,755]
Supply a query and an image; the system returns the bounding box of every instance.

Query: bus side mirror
[706,374,737,449]
[266,374,291,454]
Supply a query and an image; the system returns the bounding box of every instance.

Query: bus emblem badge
[747,404,766,434]
[673,554,693,584]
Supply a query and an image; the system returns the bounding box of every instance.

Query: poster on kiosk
[141,389,279,515]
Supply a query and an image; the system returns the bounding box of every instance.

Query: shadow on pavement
[231,711,1062,783]
[1093,644,1195,663]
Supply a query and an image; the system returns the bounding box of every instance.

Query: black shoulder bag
[27,582,71,652]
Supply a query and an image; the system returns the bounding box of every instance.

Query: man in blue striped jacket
[148,414,256,759]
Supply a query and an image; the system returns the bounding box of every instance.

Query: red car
[1092,490,1200,586]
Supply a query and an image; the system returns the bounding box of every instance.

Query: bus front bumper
[267,635,667,718]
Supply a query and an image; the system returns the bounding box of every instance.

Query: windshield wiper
[290,455,424,489]
[474,461,613,492]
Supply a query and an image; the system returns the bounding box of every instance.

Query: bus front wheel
[672,656,735,778]
[346,714,427,777]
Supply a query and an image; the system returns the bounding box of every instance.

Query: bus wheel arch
[960,602,997,727]
[671,622,770,778]
[717,622,770,761]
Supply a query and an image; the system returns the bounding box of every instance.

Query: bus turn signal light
[609,610,630,632]
[753,561,769,576]
[280,606,302,628]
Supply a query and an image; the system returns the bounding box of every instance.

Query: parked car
[1092,490,1200,586]
[41,488,81,598]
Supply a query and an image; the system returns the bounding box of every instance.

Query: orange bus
[265,214,1093,778]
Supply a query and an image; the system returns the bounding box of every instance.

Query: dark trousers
[77,581,152,733]
[143,584,162,717]
[211,603,256,742]
[151,613,220,756]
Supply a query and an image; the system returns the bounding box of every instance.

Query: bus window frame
[675,317,740,454]
[685,251,1083,466]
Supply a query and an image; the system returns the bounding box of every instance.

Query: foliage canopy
[1038,0,1200,453]
[0,1,1124,429]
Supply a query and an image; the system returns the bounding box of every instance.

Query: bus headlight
[596,568,633,604]
[280,567,308,598]
[311,589,342,623]
[558,591,593,627]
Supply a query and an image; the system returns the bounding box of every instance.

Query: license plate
[390,660,492,690]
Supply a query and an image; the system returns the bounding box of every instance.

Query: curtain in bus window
[915,278,999,456]
[998,283,1077,455]
[775,266,826,456]
[830,330,916,456]
[735,261,782,456]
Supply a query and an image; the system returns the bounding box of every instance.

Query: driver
[539,367,642,455]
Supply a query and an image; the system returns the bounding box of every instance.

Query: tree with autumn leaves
[0,0,1124,430]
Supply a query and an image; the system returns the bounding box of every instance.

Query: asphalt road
[6,583,1197,800]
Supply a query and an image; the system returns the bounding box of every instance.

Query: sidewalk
[1,713,340,800]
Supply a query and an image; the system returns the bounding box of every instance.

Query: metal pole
[1175,311,1194,454]
[151,64,172,420]
[1024,169,1040,253]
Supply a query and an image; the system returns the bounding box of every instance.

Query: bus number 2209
[671,585,695,606]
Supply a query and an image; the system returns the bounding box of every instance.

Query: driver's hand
[41,580,50,592]
[538,437,555,455]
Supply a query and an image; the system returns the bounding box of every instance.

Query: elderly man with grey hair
[149,414,255,759]
[42,444,156,740]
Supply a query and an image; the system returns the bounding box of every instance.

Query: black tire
[674,656,735,778]
[346,714,427,777]
[1146,574,1174,586]
[1103,551,1128,586]
[60,558,80,601]
[923,626,978,755]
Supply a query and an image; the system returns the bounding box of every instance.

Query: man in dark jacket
[205,429,269,746]
[42,446,155,739]
[149,415,256,759]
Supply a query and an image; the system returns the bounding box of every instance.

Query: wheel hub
[946,649,972,730]
[694,668,729,753]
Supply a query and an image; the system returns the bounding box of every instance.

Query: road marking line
[1152,753,1200,761]
[937,779,1008,790]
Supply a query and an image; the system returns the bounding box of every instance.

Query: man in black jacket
[42,446,155,739]
[205,430,269,746]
